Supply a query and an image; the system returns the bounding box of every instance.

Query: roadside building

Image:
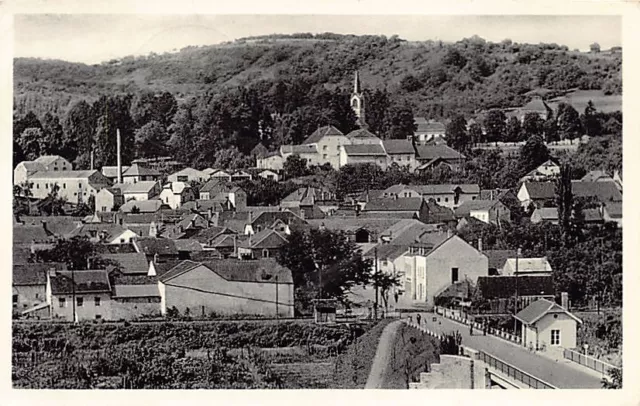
[415,145,466,172]
[158,259,294,318]
[413,118,446,144]
[502,257,552,276]
[514,298,582,350]
[362,197,429,222]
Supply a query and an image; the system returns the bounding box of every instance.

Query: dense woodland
[13,34,622,172]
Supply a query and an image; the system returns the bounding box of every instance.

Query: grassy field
[548,89,621,113]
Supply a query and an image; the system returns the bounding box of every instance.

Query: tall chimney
[90,150,94,171]
[477,238,483,252]
[116,128,123,184]
[561,292,569,310]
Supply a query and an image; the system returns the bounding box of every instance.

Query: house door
[550,329,561,346]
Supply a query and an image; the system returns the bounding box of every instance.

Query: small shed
[514,298,582,350]
[312,299,338,324]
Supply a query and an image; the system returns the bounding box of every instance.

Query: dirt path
[364,320,403,389]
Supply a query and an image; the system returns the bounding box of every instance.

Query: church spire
[354,70,361,94]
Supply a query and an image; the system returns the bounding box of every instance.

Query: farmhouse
[515,298,582,350]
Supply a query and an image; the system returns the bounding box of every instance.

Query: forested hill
[14,33,621,119]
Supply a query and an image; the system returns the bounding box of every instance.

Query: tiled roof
[533,207,558,221]
[356,189,385,202]
[308,218,399,234]
[383,140,415,155]
[118,181,158,194]
[30,170,100,179]
[13,263,64,285]
[209,233,241,248]
[524,181,622,203]
[504,258,552,274]
[483,249,517,270]
[13,224,54,244]
[199,179,242,194]
[190,226,233,245]
[477,276,555,299]
[302,125,344,144]
[514,298,581,325]
[119,199,165,213]
[343,144,387,156]
[240,229,288,249]
[164,181,190,195]
[605,202,622,219]
[521,98,551,113]
[19,216,83,236]
[282,187,334,204]
[346,128,381,140]
[479,189,512,200]
[113,284,160,298]
[50,270,111,295]
[16,161,45,173]
[134,237,178,256]
[251,143,270,157]
[383,183,479,196]
[174,239,203,252]
[160,259,294,284]
[122,163,160,177]
[281,144,318,155]
[101,252,149,275]
[66,224,131,241]
[415,145,465,161]
[425,201,457,223]
[102,166,130,178]
[202,168,217,175]
[34,155,66,166]
[581,170,612,182]
[363,244,408,261]
[364,197,424,212]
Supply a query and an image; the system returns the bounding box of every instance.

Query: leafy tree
[283,154,308,179]
[63,100,96,165]
[31,236,115,270]
[382,102,417,140]
[468,122,484,145]
[505,116,522,142]
[522,112,544,137]
[13,111,42,141]
[335,163,383,198]
[18,128,46,161]
[602,368,622,389]
[544,116,559,143]
[13,140,26,168]
[277,229,373,313]
[582,100,601,137]
[519,135,550,173]
[445,114,469,152]
[135,120,169,158]
[41,112,64,155]
[92,95,136,168]
[482,110,506,142]
[364,89,390,137]
[370,271,400,311]
[557,102,582,143]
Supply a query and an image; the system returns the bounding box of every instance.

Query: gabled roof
[34,155,66,166]
[174,239,203,252]
[14,263,64,285]
[199,179,242,194]
[425,200,457,223]
[119,199,165,213]
[101,252,149,275]
[302,125,344,144]
[308,218,399,234]
[163,181,191,195]
[363,244,408,261]
[523,181,622,203]
[521,97,551,113]
[504,257,552,274]
[533,207,558,221]
[391,184,480,195]
[49,270,111,295]
[102,166,130,178]
[16,161,46,173]
[118,181,158,194]
[514,298,581,325]
[202,168,217,176]
[251,143,270,158]
[604,202,622,219]
[208,233,241,248]
[171,167,205,177]
[343,144,386,156]
[159,259,293,284]
[66,223,132,241]
[18,216,83,236]
[364,197,424,212]
[30,170,101,179]
[383,140,415,155]
[13,224,54,244]
[483,249,518,270]
[122,163,160,177]
[356,189,385,202]
[415,145,465,161]
[134,237,178,256]
[190,226,234,245]
[346,128,381,140]
[281,144,318,155]
[581,170,612,182]
[240,229,288,249]
[414,118,445,133]
[282,187,334,205]
[479,189,513,201]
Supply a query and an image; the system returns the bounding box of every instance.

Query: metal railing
[478,351,556,389]
[563,348,620,376]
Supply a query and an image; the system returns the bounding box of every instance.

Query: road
[418,312,603,389]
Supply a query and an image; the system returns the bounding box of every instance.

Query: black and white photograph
[8,10,631,393]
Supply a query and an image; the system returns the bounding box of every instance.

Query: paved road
[365,320,402,389]
[418,312,603,389]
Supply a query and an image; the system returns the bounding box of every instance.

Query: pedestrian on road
[483,322,487,336]
[416,314,422,325]
[469,321,474,336]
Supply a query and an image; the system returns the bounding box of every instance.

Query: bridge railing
[478,351,556,389]
[563,348,620,377]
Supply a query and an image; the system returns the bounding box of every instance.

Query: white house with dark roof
[28,170,112,203]
[119,181,161,202]
[14,161,46,185]
[520,160,561,183]
[339,144,388,169]
[300,125,350,169]
[122,163,161,184]
[101,165,131,183]
[381,183,480,209]
[413,118,446,144]
[454,199,510,225]
[34,155,73,171]
[159,182,196,209]
[514,298,581,350]
[47,269,113,321]
[415,145,467,172]
[158,259,294,317]
[168,167,209,184]
[382,139,417,169]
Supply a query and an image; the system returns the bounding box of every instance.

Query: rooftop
[30,170,101,179]
[343,144,387,156]
[383,139,416,155]
[118,181,158,194]
[159,259,293,284]
[302,125,344,144]
[415,145,465,161]
[113,284,160,298]
[101,252,149,275]
[363,197,424,212]
[122,163,161,177]
[514,298,581,325]
[50,270,111,295]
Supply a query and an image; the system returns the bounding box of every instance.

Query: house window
[36,184,39,189]
[77,297,84,307]
[59,297,66,308]
[35,293,39,299]
[95,297,101,306]
[437,197,441,202]
[323,145,327,151]
[472,196,476,200]
[63,183,66,189]
[551,329,560,346]
[444,197,449,203]
[262,249,270,258]
[177,175,188,182]
[102,206,107,212]
[451,267,459,284]
[45,183,48,189]
[13,294,18,306]
[120,238,125,243]
[78,183,81,188]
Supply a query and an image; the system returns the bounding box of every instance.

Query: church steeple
[350,70,366,128]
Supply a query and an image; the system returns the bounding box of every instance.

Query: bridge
[406,312,603,389]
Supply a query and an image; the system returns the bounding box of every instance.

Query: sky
[14,15,622,65]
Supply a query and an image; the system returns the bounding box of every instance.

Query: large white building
[28,170,112,203]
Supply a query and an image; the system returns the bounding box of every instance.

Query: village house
[520,160,561,183]
[101,165,131,183]
[454,199,511,225]
[237,228,288,259]
[256,152,285,171]
[602,202,622,228]
[168,167,209,184]
[101,252,150,276]
[111,284,161,320]
[28,170,112,203]
[66,223,139,244]
[382,139,418,170]
[158,259,294,318]
[14,263,65,314]
[119,181,161,202]
[412,118,446,145]
[280,186,335,210]
[243,210,307,235]
[339,144,388,169]
[198,181,247,211]
[517,180,622,209]
[362,197,429,222]
[502,257,552,276]
[345,128,383,145]
[515,298,582,350]
[34,155,73,172]
[230,170,253,182]
[250,143,269,160]
[210,169,233,182]
[399,235,488,309]
[507,95,553,122]
[95,187,125,212]
[414,145,467,172]
[119,199,168,214]
[121,163,161,184]
[159,182,196,209]
[14,161,46,185]
[381,183,480,209]
[47,269,113,321]
[301,125,352,169]
[476,275,555,313]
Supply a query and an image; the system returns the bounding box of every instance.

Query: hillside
[14,33,622,119]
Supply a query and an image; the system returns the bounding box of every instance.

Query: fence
[435,306,522,345]
[563,348,620,377]
[478,351,556,389]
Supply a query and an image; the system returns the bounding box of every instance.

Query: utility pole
[374,247,379,320]
[513,247,521,335]
[597,239,603,315]
[71,268,77,324]
[275,275,279,320]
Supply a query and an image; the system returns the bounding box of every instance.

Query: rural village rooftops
[117,181,158,194]
[363,197,424,212]
[49,269,112,295]
[454,200,503,217]
[119,199,166,213]
[302,125,344,144]
[281,144,318,155]
[514,298,581,325]
[415,144,466,161]
[522,180,622,202]
[382,139,416,155]
[122,163,160,177]
[346,128,381,140]
[34,155,66,166]
[159,258,293,284]
[343,144,387,156]
[102,166,131,178]
[30,170,102,179]
[101,252,149,274]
